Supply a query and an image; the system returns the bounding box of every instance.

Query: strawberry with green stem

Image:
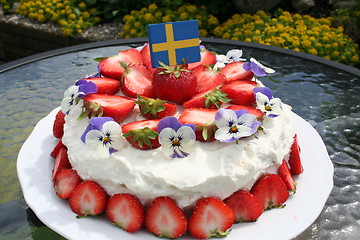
[183,86,231,109]
[135,95,176,119]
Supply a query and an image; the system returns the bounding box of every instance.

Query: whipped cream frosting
[62,103,295,209]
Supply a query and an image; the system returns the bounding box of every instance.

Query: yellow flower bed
[120,3,219,39]
[213,10,359,66]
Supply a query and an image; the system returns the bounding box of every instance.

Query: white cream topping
[62,104,295,209]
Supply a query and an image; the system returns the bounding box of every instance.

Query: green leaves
[123,127,159,148]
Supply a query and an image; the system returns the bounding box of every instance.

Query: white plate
[17,108,333,240]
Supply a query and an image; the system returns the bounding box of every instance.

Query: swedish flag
[148,20,201,68]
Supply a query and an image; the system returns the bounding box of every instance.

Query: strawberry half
[50,139,64,158]
[98,48,143,80]
[144,196,187,239]
[278,160,297,192]
[178,108,218,142]
[83,94,135,123]
[193,65,227,93]
[221,80,258,106]
[139,42,156,74]
[224,190,263,223]
[220,61,254,82]
[226,105,264,119]
[69,181,107,217]
[122,119,161,150]
[183,86,231,109]
[53,110,66,138]
[288,134,304,175]
[250,174,289,210]
[188,49,216,70]
[52,147,71,180]
[53,168,82,199]
[106,193,144,233]
[85,77,120,95]
[188,197,235,239]
[120,63,155,98]
[136,95,176,119]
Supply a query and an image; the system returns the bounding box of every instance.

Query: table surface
[0,38,359,239]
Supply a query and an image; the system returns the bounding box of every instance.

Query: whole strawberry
[153,62,197,104]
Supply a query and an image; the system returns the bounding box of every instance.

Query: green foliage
[213,9,360,66]
[0,0,16,13]
[120,2,219,38]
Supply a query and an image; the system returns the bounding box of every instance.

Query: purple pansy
[81,117,124,157]
[61,79,98,114]
[213,49,246,70]
[214,108,261,142]
[157,117,196,158]
[243,57,275,77]
[253,87,282,117]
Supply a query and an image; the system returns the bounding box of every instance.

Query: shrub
[0,0,16,13]
[120,3,219,39]
[213,10,360,66]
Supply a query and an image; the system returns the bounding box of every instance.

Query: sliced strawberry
[178,108,218,142]
[69,181,107,217]
[221,61,254,82]
[139,42,156,73]
[224,190,263,223]
[250,174,289,210]
[278,160,297,192]
[85,77,120,95]
[83,94,135,123]
[183,86,231,109]
[144,196,187,239]
[50,139,64,158]
[221,80,258,106]
[288,134,304,175]
[122,119,161,150]
[226,105,264,119]
[188,197,235,239]
[120,63,154,98]
[188,49,216,70]
[193,65,227,93]
[53,168,82,199]
[136,95,176,119]
[98,48,143,80]
[52,147,71,180]
[106,193,144,232]
[53,110,65,138]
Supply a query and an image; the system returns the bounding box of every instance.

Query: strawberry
[52,147,71,180]
[221,80,258,106]
[120,63,154,98]
[53,110,65,138]
[178,108,218,142]
[226,105,264,119]
[85,77,120,95]
[122,119,161,150]
[69,181,107,217]
[139,42,156,74]
[220,61,254,82]
[188,197,235,239]
[144,196,187,239]
[188,49,216,70]
[50,139,64,158]
[278,160,297,192]
[288,134,304,175]
[224,190,263,223]
[250,174,289,210]
[183,86,231,109]
[106,193,144,232]
[98,48,143,80]
[193,65,227,93]
[153,62,197,104]
[53,168,82,199]
[135,95,176,119]
[83,94,135,123]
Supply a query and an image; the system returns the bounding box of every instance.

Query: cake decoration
[214,49,245,69]
[243,57,276,76]
[253,87,283,117]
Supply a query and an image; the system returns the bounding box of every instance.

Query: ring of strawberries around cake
[50,44,303,239]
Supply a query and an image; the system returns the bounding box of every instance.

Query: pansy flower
[214,108,261,142]
[253,87,282,118]
[213,49,246,70]
[61,79,97,114]
[81,117,124,157]
[157,117,196,158]
[243,57,275,77]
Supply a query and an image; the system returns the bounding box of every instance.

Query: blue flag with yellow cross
[148,20,201,68]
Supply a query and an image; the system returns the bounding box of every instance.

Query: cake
[50,42,304,239]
